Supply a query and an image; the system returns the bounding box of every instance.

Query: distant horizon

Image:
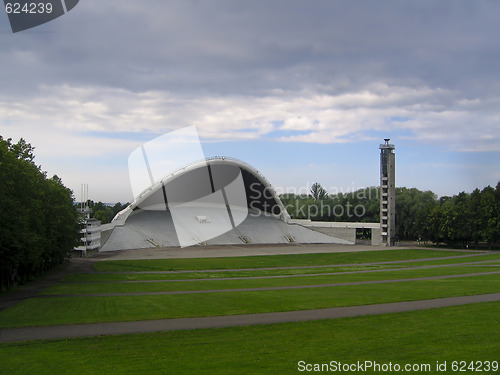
[70,177,499,206]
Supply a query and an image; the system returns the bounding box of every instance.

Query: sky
[1,0,499,203]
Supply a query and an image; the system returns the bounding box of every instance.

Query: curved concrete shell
[101,157,353,250]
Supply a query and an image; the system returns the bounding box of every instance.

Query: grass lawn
[43,265,500,295]
[2,273,500,328]
[1,301,499,374]
[63,253,500,282]
[92,249,480,272]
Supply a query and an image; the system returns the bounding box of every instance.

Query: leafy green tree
[451,192,473,248]
[413,191,438,243]
[426,205,446,246]
[94,207,113,224]
[42,176,81,264]
[480,186,498,249]
[395,188,438,241]
[82,200,129,224]
[0,136,80,291]
[310,182,328,201]
[469,189,483,249]
[112,202,128,217]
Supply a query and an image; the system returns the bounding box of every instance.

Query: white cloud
[1,81,498,202]
[2,82,500,156]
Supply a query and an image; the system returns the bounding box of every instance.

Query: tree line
[280,182,500,248]
[0,137,81,291]
[280,183,380,223]
[80,200,129,224]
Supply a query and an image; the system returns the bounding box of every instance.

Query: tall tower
[380,139,396,246]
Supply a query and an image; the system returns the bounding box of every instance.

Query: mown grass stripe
[35,271,500,298]
[93,249,484,272]
[2,273,500,328]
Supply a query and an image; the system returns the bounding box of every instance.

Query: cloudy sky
[1,0,499,203]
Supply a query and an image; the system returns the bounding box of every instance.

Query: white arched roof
[112,157,290,226]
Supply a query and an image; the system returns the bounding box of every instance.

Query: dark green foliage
[0,136,81,291]
[280,186,380,222]
[280,182,500,247]
[425,186,500,248]
[77,200,128,224]
[395,188,437,241]
[310,182,329,201]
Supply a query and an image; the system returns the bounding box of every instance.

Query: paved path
[1,246,498,344]
[35,271,500,298]
[93,252,495,275]
[71,259,500,283]
[4,246,489,311]
[2,293,500,343]
[98,244,483,260]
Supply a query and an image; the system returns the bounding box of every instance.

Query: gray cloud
[2,1,500,95]
[1,0,500,154]
[2,0,499,201]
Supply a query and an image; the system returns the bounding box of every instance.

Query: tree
[451,192,473,248]
[310,182,329,201]
[426,205,446,246]
[480,186,498,249]
[0,136,80,291]
[82,200,129,224]
[395,188,437,240]
[469,189,482,249]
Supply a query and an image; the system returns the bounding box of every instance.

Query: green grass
[43,265,500,295]
[63,264,406,282]
[2,273,500,328]
[1,301,499,374]
[93,249,478,272]
[2,249,500,374]
[62,253,500,282]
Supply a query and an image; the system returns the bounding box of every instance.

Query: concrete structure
[380,139,396,246]
[77,218,101,250]
[75,186,102,256]
[101,138,397,251]
[75,210,101,256]
[101,157,353,251]
[289,220,382,245]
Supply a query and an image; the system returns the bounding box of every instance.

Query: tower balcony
[379,139,395,149]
